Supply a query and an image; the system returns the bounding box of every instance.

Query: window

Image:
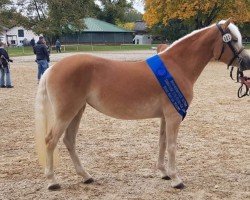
[20,40,23,43]
[11,40,16,44]
[18,29,24,37]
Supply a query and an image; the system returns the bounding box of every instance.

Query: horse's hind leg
[63,105,93,184]
[45,119,70,190]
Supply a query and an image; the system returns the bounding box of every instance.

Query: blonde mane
[163,21,242,52]
[219,20,243,47]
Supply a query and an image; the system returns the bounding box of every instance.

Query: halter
[216,23,245,66]
[216,23,249,98]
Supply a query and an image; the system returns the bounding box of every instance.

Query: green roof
[81,18,133,33]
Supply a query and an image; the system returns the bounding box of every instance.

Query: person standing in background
[33,36,50,83]
[0,42,14,88]
[30,38,35,47]
[55,39,61,53]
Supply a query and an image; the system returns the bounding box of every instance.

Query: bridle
[216,23,244,67]
[216,23,249,98]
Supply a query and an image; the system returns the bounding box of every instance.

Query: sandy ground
[0,50,249,200]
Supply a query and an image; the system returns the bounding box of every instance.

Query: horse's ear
[222,18,232,30]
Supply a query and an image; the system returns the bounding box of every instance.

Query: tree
[116,8,142,31]
[123,8,142,23]
[96,0,132,24]
[150,19,192,43]
[0,1,29,32]
[16,0,97,44]
[239,22,250,39]
[143,0,250,29]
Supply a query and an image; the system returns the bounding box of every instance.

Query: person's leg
[38,60,49,81]
[41,60,49,76]
[5,66,13,88]
[0,67,5,87]
[37,60,43,83]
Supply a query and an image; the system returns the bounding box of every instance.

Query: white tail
[35,71,59,168]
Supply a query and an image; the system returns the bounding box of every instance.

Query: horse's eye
[232,38,238,42]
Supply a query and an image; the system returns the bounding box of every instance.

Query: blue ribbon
[146,55,188,120]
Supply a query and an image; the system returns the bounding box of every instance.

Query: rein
[238,76,250,98]
[216,23,249,98]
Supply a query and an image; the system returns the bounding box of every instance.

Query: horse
[157,44,168,53]
[35,19,250,190]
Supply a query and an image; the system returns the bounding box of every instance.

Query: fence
[7,44,157,57]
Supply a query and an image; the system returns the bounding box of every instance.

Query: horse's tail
[35,70,59,168]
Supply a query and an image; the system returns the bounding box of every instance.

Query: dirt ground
[0,50,249,200]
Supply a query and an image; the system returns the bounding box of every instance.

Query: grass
[244,43,250,49]
[6,44,157,57]
[6,43,250,57]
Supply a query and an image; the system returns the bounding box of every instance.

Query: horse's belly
[86,90,163,120]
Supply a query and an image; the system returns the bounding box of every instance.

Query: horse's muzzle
[240,50,250,71]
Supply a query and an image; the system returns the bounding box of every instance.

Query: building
[0,26,9,44]
[0,26,39,46]
[134,20,148,35]
[133,20,152,45]
[60,18,134,44]
[133,35,152,45]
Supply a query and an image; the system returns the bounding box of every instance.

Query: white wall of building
[0,27,8,44]
[5,26,39,46]
[0,32,7,44]
[133,35,152,45]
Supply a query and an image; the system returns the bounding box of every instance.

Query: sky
[133,1,145,13]
[94,0,145,14]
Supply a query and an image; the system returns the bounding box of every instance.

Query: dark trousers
[56,46,61,53]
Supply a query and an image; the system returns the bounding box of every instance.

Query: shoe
[0,85,6,88]
[6,85,14,88]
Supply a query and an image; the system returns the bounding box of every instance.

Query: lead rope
[227,66,249,98]
[237,75,250,98]
[216,23,249,98]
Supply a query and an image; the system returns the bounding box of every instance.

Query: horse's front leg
[165,114,184,189]
[156,118,169,179]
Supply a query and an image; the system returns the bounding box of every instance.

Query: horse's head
[214,19,250,72]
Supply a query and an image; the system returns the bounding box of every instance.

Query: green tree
[16,0,97,44]
[123,8,142,23]
[150,19,192,43]
[0,1,29,31]
[239,22,250,39]
[116,8,142,31]
[97,0,132,24]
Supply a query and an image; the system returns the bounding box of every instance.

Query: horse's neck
[162,26,218,84]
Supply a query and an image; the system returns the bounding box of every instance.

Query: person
[55,39,61,53]
[0,42,13,88]
[30,38,35,47]
[33,36,50,83]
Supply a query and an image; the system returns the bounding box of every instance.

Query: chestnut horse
[157,44,168,53]
[35,19,250,190]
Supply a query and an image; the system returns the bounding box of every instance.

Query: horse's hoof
[48,183,61,190]
[83,178,94,184]
[162,175,171,180]
[173,183,185,190]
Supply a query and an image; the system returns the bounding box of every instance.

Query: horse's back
[46,54,164,119]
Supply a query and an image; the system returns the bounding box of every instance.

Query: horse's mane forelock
[219,20,242,46]
[164,21,242,52]
[164,25,213,52]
